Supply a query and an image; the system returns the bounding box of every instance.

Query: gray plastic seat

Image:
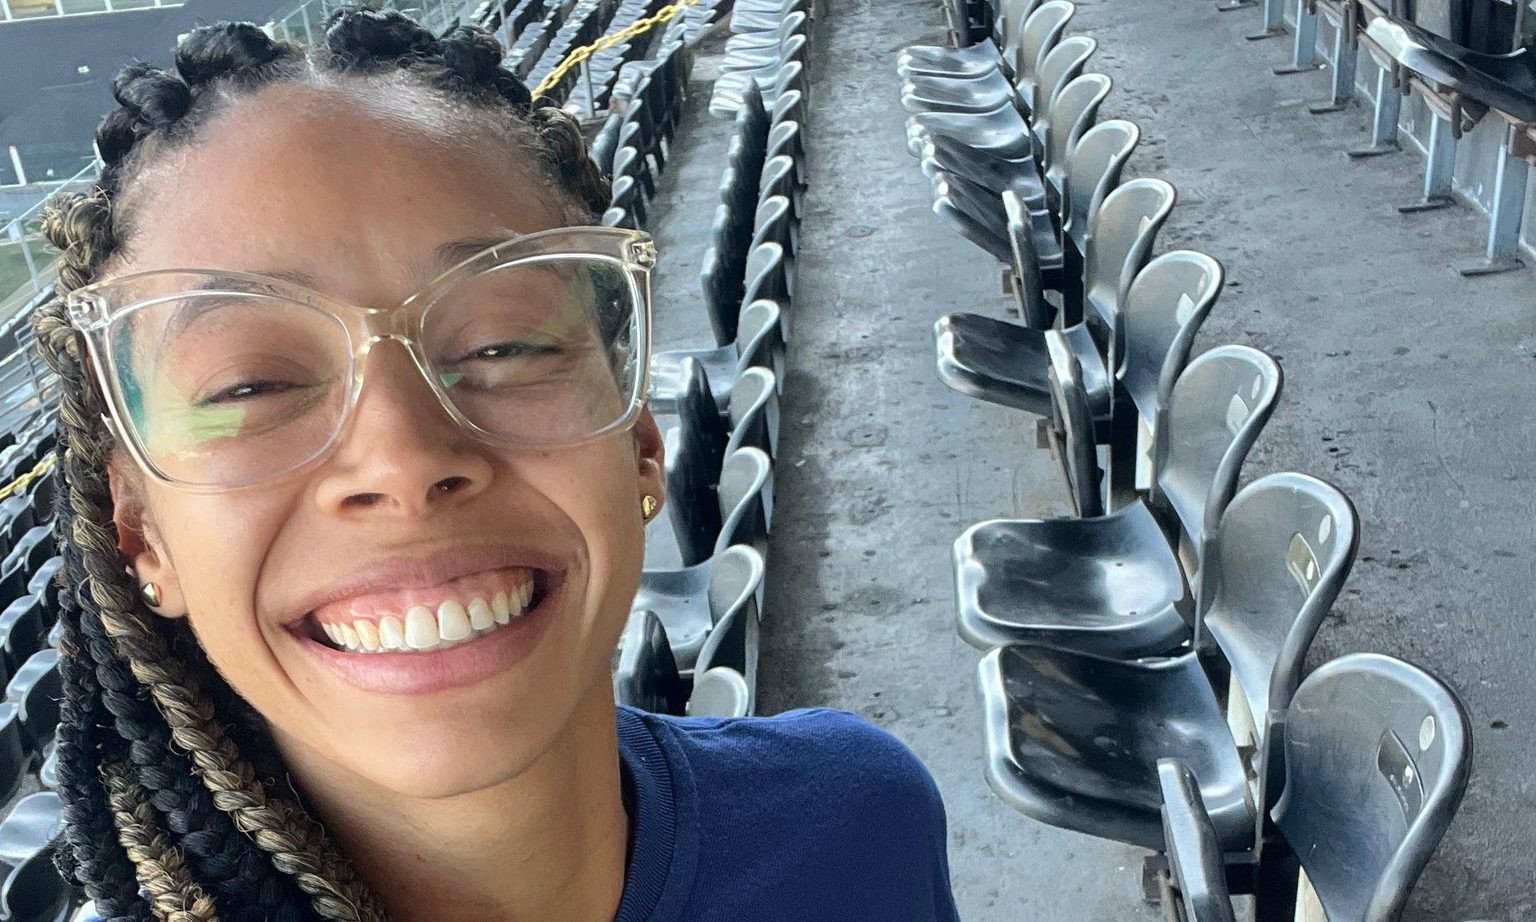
[1043,338,1104,517]
[0,792,60,867]
[650,300,786,413]
[1060,118,1139,263]
[637,450,773,671]
[1012,0,1075,107]
[723,368,781,462]
[3,649,59,755]
[1040,73,1112,203]
[1271,653,1472,922]
[1022,34,1096,127]
[752,196,797,284]
[1156,761,1239,922]
[613,609,687,715]
[977,472,1359,850]
[927,169,1014,263]
[898,0,1039,78]
[691,545,766,715]
[906,101,1032,163]
[686,666,752,718]
[634,537,767,676]
[765,121,808,190]
[1081,178,1176,338]
[1119,249,1225,435]
[0,597,45,680]
[653,360,727,569]
[954,346,1282,655]
[0,705,23,804]
[901,68,1018,116]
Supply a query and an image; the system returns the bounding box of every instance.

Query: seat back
[1001,188,1052,329]
[664,361,727,566]
[1031,34,1096,120]
[1150,345,1282,573]
[724,369,780,462]
[1272,654,1471,922]
[1157,760,1239,922]
[696,544,765,712]
[740,242,790,313]
[751,195,793,256]
[765,120,806,189]
[1117,250,1223,426]
[0,791,60,866]
[687,666,751,718]
[1061,118,1138,252]
[1015,0,1074,82]
[1082,177,1175,338]
[715,446,773,555]
[1198,472,1358,744]
[1045,332,1103,517]
[772,88,807,130]
[758,156,799,218]
[731,82,771,183]
[1044,72,1112,190]
[734,299,787,386]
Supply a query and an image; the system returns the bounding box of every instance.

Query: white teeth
[319,580,542,655]
[437,600,473,642]
[404,605,438,650]
[378,615,405,650]
[354,620,381,652]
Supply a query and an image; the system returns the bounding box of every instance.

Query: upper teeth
[320,584,534,654]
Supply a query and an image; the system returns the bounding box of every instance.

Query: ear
[108,460,187,620]
[632,408,665,516]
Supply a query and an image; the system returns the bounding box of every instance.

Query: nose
[313,343,494,518]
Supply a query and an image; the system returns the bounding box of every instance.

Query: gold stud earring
[641,494,660,522]
[140,582,161,608]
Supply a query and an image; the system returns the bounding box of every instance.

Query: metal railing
[0,0,183,24]
[265,0,464,44]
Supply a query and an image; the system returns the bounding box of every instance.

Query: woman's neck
[280,689,630,922]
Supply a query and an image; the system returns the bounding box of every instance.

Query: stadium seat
[0,597,46,680]
[0,846,72,922]
[690,544,765,715]
[898,0,1040,79]
[1269,653,1472,922]
[650,299,787,414]
[1036,72,1111,202]
[0,792,61,868]
[0,705,24,803]
[976,472,1357,850]
[613,608,688,715]
[686,666,752,718]
[4,649,60,756]
[953,346,1281,655]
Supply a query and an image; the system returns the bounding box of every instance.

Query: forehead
[115,80,565,297]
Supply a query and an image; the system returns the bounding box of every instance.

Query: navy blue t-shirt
[613,706,962,921]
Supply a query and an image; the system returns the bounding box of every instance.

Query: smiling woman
[32,7,961,922]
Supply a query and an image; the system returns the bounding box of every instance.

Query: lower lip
[291,576,563,695]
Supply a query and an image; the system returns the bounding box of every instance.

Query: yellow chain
[531,0,702,100]
[0,452,56,504]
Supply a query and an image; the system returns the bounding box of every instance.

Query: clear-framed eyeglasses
[65,226,656,492]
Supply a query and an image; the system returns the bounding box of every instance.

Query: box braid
[33,7,611,921]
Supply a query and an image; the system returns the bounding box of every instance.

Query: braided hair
[33,9,611,921]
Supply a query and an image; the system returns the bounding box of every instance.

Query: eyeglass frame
[64,225,658,494]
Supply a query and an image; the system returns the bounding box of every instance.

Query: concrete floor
[646,1,1535,919]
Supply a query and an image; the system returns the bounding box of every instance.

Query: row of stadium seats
[613,0,814,719]
[899,1,1473,920]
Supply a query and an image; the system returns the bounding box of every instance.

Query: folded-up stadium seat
[977,472,1358,851]
[613,609,688,715]
[898,0,1039,80]
[0,846,73,922]
[633,535,769,678]
[0,596,47,681]
[1158,652,1471,922]
[650,299,786,414]
[0,705,23,803]
[954,345,1281,655]
[0,792,61,869]
[690,543,765,715]
[4,649,60,757]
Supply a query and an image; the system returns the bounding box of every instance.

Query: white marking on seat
[1175,292,1196,326]
[1225,394,1249,434]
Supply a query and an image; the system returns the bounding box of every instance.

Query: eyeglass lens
[104,257,640,487]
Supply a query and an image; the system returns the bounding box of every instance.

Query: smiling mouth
[305,567,554,655]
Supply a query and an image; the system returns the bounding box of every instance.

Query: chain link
[0,452,56,503]
[531,0,702,100]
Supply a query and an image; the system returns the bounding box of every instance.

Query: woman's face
[106,81,665,799]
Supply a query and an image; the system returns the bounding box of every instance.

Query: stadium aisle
[751,0,1162,917]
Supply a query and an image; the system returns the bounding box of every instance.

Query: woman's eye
[463,340,560,361]
[201,379,302,404]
